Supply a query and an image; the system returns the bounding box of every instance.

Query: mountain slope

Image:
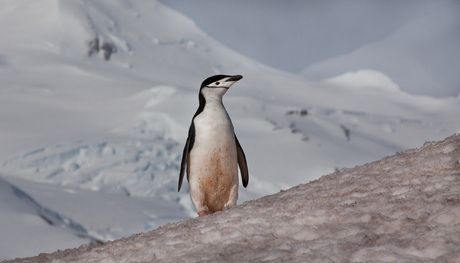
[8,134,460,262]
[0,0,459,259]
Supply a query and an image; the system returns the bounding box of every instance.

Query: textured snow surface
[6,134,459,263]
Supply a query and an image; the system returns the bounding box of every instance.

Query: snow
[0,177,98,260]
[6,134,460,262]
[0,0,459,260]
[323,70,400,92]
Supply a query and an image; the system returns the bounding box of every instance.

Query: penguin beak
[225,75,243,82]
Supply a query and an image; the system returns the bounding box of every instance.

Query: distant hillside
[7,134,459,263]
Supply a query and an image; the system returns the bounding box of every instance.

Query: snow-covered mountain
[0,0,459,260]
[301,1,460,97]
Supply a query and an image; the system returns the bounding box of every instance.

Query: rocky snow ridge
[5,134,460,263]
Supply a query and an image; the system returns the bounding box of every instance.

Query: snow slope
[7,134,460,263]
[0,0,459,260]
[0,177,99,259]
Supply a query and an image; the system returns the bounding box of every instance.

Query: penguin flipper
[178,123,196,191]
[178,137,189,191]
[235,135,249,187]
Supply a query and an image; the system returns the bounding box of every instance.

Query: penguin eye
[215,82,220,85]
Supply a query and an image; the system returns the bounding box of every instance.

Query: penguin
[178,74,249,217]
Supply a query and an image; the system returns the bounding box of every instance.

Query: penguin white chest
[188,102,239,213]
[194,103,235,148]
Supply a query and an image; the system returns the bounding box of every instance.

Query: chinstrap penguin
[178,74,249,217]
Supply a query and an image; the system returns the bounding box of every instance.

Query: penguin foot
[198,210,208,217]
[197,206,209,217]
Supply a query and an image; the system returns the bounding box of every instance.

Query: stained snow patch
[8,134,460,263]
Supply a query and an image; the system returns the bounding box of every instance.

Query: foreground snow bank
[6,134,460,263]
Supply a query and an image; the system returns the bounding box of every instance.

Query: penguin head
[199,75,243,99]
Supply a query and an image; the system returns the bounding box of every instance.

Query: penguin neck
[193,92,225,119]
[201,90,226,107]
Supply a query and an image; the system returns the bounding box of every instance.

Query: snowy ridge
[7,134,460,262]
